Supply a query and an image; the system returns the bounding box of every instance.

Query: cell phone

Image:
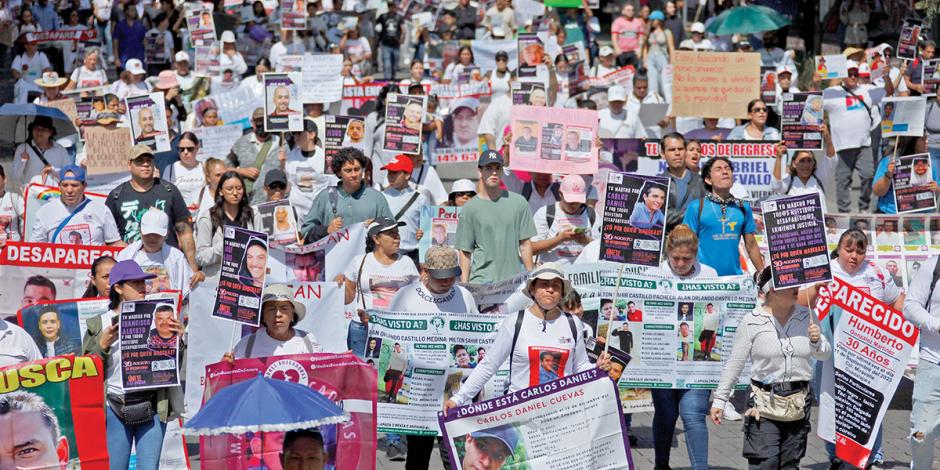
[111,316,119,326]
[574,227,588,234]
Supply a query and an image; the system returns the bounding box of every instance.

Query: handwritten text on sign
[672,51,761,119]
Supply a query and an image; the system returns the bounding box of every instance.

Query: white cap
[449,179,477,195]
[858,62,871,77]
[846,59,859,71]
[607,85,626,102]
[599,45,615,57]
[775,64,794,76]
[492,26,505,38]
[690,22,705,34]
[140,208,169,237]
[175,50,190,63]
[220,30,236,43]
[125,58,145,75]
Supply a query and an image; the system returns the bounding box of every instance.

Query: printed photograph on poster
[880,96,927,137]
[517,33,544,78]
[435,97,484,163]
[187,9,216,46]
[781,92,824,150]
[18,299,109,357]
[539,123,564,160]
[144,31,169,65]
[815,54,848,79]
[762,193,832,289]
[263,72,302,132]
[930,216,940,250]
[418,205,460,261]
[509,105,600,175]
[194,43,220,77]
[760,66,777,106]
[383,93,426,155]
[126,93,170,152]
[875,216,902,252]
[456,65,482,84]
[893,153,937,213]
[280,0,307,29]
[323,115,367,173]
[897,18,922,60]
[120,299,181,391]
[599,172,670,267]
[257,199,300,246]
[212,226,268,326]
[921,59,940,97]
[511,82,547,106]
[902,216,928,252]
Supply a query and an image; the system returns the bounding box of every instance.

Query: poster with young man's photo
[18,298,109,358]
[781,92,824,150]
[383,93,426,155]
[880,96,927,138]
[126,92,170,152]
[263,72,303,132]
[511,81,547,106]
[600,172,670,267]
[121,298,181,390]
[897,18,922,60]
[187,8,216,46]
[893,153,937,213]
[323,115,367,173]
[213,226,269,326]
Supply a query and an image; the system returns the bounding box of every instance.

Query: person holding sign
[443,263,612,414]
[83,260,184,470]
[195,172,264,279]
[709,266,830,469]
[223,284,322,360]
[872,139,940,214]
[902,255,940,468]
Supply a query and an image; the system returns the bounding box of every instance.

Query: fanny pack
[107,391,158,426]
[749,380,808,422]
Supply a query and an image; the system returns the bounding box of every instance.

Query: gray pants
[835,146,874,213]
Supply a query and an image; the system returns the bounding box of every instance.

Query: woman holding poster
[709,266,830,469]
[443,263,612,413]
[83,260,184,470]
[195,172,263,279]
[222,284,322,360]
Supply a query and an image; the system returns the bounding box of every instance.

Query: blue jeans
[652,389,710,469]
[910,358,940,468]
[381,45,400,80]
[106,404,167,470]
[645,51,672,102]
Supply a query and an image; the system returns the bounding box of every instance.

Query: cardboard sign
[82,126,133,175]
[672,51,761,119]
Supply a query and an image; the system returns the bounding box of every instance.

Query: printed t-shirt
[683,198,756,276]
[344,253,419,309]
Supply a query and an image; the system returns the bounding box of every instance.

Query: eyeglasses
[178,146,196,153]
[751,107,768,113]
[221,185,244,194]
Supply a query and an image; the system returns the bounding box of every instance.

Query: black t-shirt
[612,329,633,354]
[105,179,191,248]
[376,13,403,48]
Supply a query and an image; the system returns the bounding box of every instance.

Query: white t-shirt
[285,146,336,218]
[170,162,206,211]
[116,240,194,296]
[12,51,51,83]
[451,309,592,405]
[233,328,323,358]
[0,319,42,368]
[598,108,647,139]
[389,283,478,314]
[830,259,901,304]
[823,85,874,151]
[0,191,24,242]
[344,253,419,310]
[532,203,595,265]
[29,197,121,245]
[69,66,109,89]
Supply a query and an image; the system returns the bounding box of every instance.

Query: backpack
[521,182,561,202]
[546,203,596,228]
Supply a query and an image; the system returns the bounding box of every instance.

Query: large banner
[367,310,509,436]
[200,353,377,470]
[509,105,599,175]
[267,223,366,284]
[439,367,633,470]
[816,277,918,469]
[17,297,110,358]
[762,193,832,289]
[599,172,669,266]
[0,356,109,470]
[672,51,760,119]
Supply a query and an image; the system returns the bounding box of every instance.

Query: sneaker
[387,441,407,461]
[723,402,742,421]
[628,429,638,446]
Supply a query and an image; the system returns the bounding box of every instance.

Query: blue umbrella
[0,103,79,142]
[183,374,350,436]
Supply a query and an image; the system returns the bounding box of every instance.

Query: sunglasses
[178,146,196,153]
[847,71,859,77]
[751,107,768,113]
[267,182,287,190]
[452,191,475,198]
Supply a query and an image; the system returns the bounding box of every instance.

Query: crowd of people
[1,0,940,469]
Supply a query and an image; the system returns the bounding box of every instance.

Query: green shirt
[455,190,537,282]
[300,183,393,241]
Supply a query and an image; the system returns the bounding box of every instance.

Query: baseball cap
[649,10,665,21]
[846,60,860,71]
[858,62,871,77]
[302,118,319,133]
[125,58,145,75]
[381,154,414,173]
[128,143,154,161]
[264,168,288,188]
[367,217,406,238]
[599,45,614,57]
[449,178,476,195]
[261,284,306,322]
[451,97,480,113]
[478,149,504,168]
[607,85,626,102]
[690,22,705,34]
[470,425,519,456]
[559,174,587,204]
[109,260,157,287]
[175,50,190,63]
[775,65,794,76]
[59,164,86,183]
[425,245,461,279]
[140,208,169,237]
[252,107,265,121]
[220,30,236,43]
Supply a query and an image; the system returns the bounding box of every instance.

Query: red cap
[381,155,414,173]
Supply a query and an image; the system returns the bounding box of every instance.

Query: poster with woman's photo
[781,92,824,150]
[323,115,367,173]
[263,73,303,132]
[511,81,547,106]
[383,93,426,155]
[126,92,170,152]
[517,33,544,79]
[893,153,937,213]
[187,8,216,46]
[257,199,300,246]
[880,96,927,137]
[897,18,922,60]
[18,298,109,358]
[599,172,670,267]
[280,0,307,30]
[213,227,269,326]
[194,43,220,77]
[418,205,461,261]
[120,298,181,390]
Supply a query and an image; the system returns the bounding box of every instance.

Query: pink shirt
[612,17,645,53]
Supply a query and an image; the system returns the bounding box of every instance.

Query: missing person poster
[509,105,599,175]
[418,205,461,262]
[212,226,268,326]
[816,277,917,469]
[511,82,547,106]
[897,18,923,60]
[383,93,426,155]
[257,199,300,246]
[120,299,181,391]
[762,193,832,289]
[300,53,344,103]
[517,33,545,79]
[194,43,220,77]
[433,95,486,165]
[368,310,509,436]
[323,115,368,172]
[893,153,937,213]
[267,222,366,285]
[0,356,109,469]
[280,0,307,29]
[17,298,109,358]
[599,172,669,267]
[922,59,940,96]
[263,73,303,132]
[760,66,777,106]
[201,353,378,470]
[439,368,634,470]
[187,8,217,46]
[781,92,824,150]
[126,92,170,152]
[881,96,927,137]
[815,54,849,79]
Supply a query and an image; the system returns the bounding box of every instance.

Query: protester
[224,284,322,360]
[340,217,418,311]
[12,115,72,192]
[531,174,595,265]
[285,118,332,217]
[659,133,706,232]
[872,136,940,214]
[195,171,264,278]
[771,128,837,204]
[280,429,328,470]
[29,165,122,246]
[381,155,426,261]
[903,253,940,468]
[82,255,117,298]
[727,99,781,140]
[227,107,283,203]
[611,3,645,67]
[162,132,205,212]
[447,179,477,207]
[598,85,646,138]
[117,209,198,295]
[0,166,24,243]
